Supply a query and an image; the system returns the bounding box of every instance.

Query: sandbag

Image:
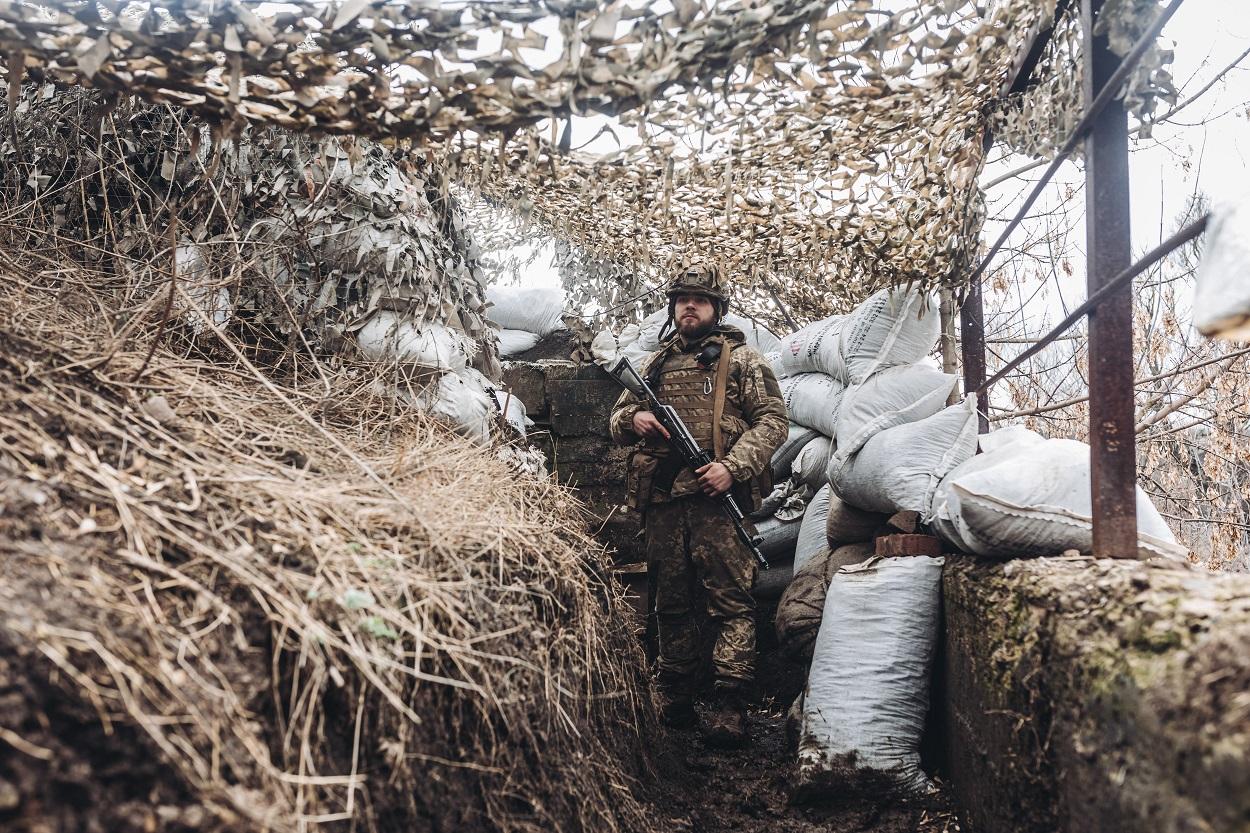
[497,328,542,357]
[429,368,494,444]
[839,288,940,383]
[590,323,648,369]
[931,436,1186,560]
[834,364,957,462]
[825,491,889,548]
[794,485,832,574]
[636,308,671,351]
[978,423,1045,454]
[489,387,530,438]
[771,423,821,480]
[780,374,844,438]
[792,436,833,491]
[755,515,802,562]
[356,313,473,373]
[799,555,944,797]
[776,316,847,379]
[830,398,978,515]
[926,426,1045,548]
[1193,194,1250,340]
[724,314,781,355]
[765,350,786,380]
[486,286,566,336]
[775,542,874,663]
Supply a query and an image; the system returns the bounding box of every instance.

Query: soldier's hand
[696,462,733,497]
[632,410,671,440]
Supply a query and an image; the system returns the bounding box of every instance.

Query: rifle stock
[609,357,770,570]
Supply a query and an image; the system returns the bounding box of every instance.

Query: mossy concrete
[942,557,1250,833]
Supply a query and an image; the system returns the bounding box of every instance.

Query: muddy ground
[639,601,962,833]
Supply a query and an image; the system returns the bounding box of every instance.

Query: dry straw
[0,250,656,830]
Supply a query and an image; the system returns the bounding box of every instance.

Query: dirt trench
[633,599,961,833]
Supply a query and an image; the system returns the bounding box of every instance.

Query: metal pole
[1082,0,1138,557]
[959,279,990,434]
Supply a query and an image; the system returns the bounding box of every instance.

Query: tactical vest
[653,348,743,453]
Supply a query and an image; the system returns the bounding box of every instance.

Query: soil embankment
[943,557,1250,833]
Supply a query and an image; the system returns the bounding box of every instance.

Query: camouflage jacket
[609,324,789,509]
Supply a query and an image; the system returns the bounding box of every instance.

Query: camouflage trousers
[645,496,758,698]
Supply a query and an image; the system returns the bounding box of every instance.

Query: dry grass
[0,250,657,832]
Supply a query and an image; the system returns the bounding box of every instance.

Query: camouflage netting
[0,0,1175,328]
[0,85,503,381]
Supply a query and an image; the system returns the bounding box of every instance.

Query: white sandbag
[825,492,889,547]
[771,423,821,480]
[724,314,781,355]
[1193,194,1250,340]
[977,423,1045,454]
[799,555,944,797]
[794,485,832,574]
[834,364,957,462]
[590,323,646,368]
[429,368,495,445]
[926,425,1046,548]
[356,313,473,372]
[839,288,940,383]
[488,386,530,438]
[776,316,847,379]
[755,515,802,562]
[780,374,845,438]
[486,286,566,336]
[792,436,833,491]
[830,398,978,515]
[636,307,672,350]
[933,437,1185,560]
[497,328,542,357]
[765,350,786,379]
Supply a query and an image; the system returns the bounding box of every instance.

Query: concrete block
[501,362,548,420]
[548,379,621,437]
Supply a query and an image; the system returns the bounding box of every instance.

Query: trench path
[639,600,960,833]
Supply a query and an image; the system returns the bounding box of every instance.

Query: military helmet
[665,262,730,316]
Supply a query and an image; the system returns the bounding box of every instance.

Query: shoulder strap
[711,339,734,460]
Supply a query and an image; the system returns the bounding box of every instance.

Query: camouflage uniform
[610,325,788,700]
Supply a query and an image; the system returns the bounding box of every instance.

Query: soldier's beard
[676,315,716,339]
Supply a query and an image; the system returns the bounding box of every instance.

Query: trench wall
[941,557,1250,833]
[503,359,1250,833]
[503,359,644,564]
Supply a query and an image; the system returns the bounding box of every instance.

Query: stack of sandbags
[357,314,531,444]
[759,288,944,523]
[487,286,567,357]
[771,291,955,800]
[929,426,1186,560]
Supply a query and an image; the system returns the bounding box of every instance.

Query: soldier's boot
[660,695,699,730]
[702,691,748,749]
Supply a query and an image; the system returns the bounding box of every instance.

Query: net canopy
[0,0,1176,322]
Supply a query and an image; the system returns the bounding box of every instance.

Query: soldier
[609,263,788,747]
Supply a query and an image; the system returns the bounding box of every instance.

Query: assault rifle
[609,356,770,570]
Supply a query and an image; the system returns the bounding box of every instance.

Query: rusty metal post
[1082,0,1138,557]
[959,279,990,433]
